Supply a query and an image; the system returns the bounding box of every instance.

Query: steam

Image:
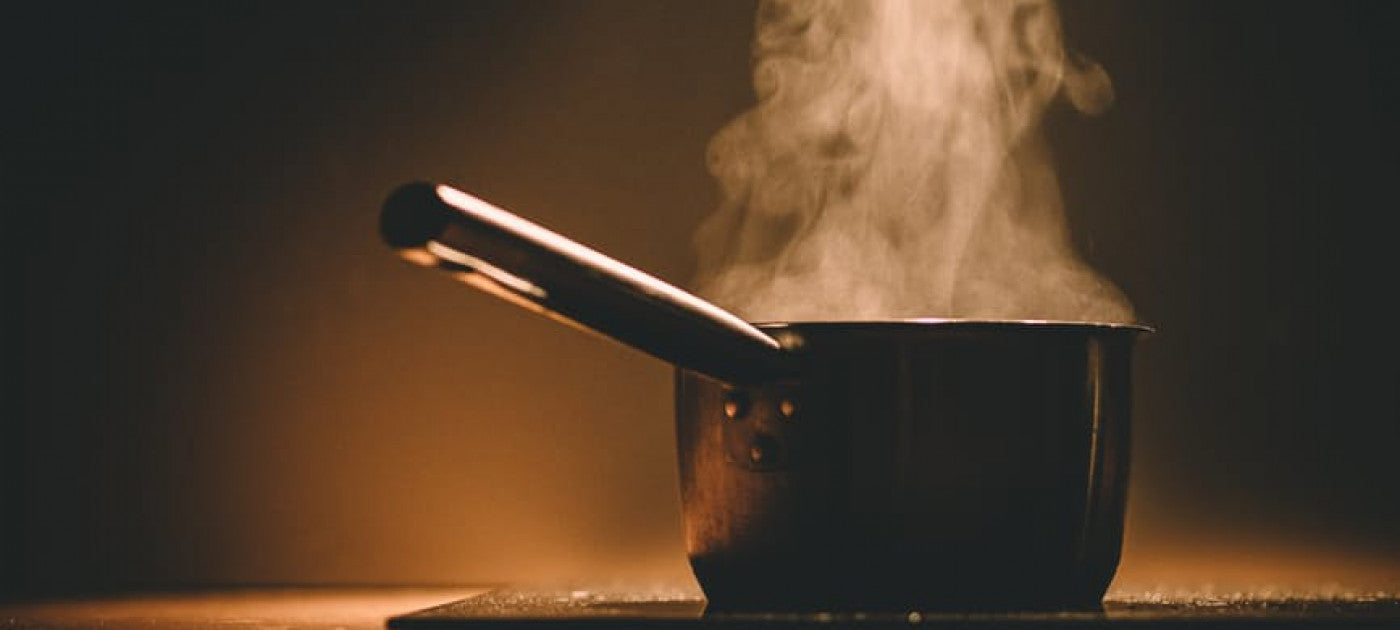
[694,0,1135,323]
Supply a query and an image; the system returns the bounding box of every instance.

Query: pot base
[691,553,1110,612]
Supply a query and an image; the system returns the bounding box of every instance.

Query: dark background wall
[5,0,1398,596]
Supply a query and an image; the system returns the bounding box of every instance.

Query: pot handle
[380,181,798,385]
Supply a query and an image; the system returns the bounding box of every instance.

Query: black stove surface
[389,588,1400,629]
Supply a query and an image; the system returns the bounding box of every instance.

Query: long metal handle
[380,181,798,385]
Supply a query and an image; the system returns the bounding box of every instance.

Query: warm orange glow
[1114,541,1400,599]
[398,247,441,268]
[0,588,486,629]
[16,0,1390,603]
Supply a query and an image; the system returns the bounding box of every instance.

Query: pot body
[674,321,1140,611]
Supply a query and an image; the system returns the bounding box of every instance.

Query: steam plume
[694,0,1135,323]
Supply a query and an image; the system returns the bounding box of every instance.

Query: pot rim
[754,318,1155,334]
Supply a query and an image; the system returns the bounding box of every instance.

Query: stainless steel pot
[380,181,1150,611]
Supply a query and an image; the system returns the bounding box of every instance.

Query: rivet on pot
[722,390,749,420]
[778,397,798,420]
[771,329,806,351]
[748,434,779,464]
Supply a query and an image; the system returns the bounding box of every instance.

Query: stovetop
[389,588,1400,629]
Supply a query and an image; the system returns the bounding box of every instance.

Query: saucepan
[379,181,1150,611]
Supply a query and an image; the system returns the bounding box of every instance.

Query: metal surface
[0,588,487,630]
[379,182,1151,611]
[676,322,1143,611]
[389,588,1400,629]
[379,182,797,385]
